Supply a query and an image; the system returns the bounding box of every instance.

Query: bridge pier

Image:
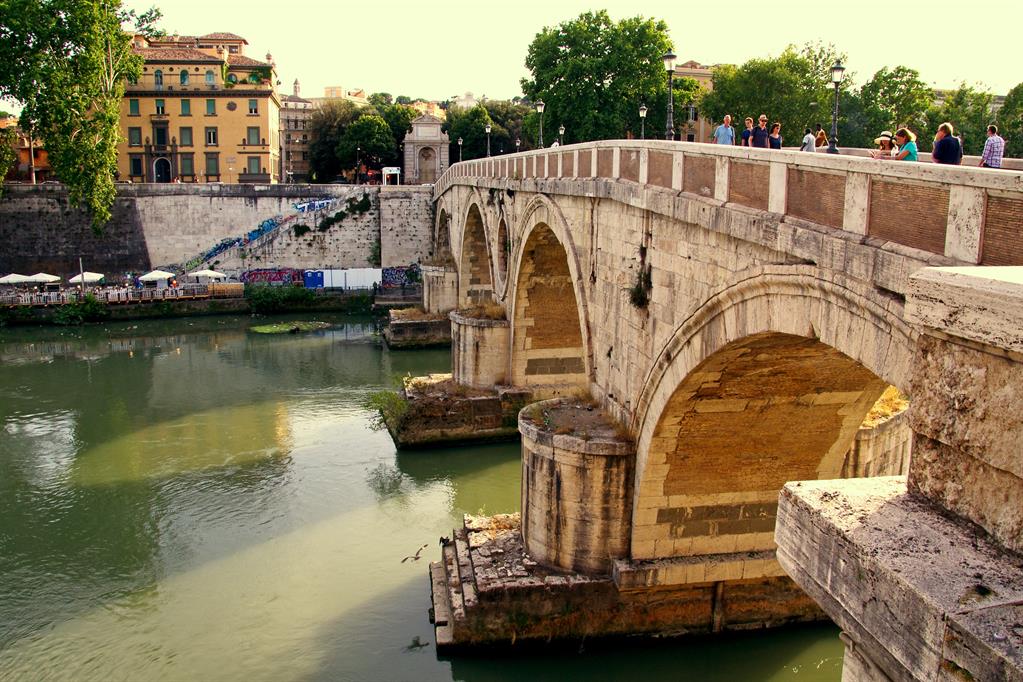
[776,267,1023,681]
[421,264,457,315]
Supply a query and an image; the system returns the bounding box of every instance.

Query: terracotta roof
[228,54,270,67]
[149,34,198,43]
[134,47,221,63]
[200,32,248,43]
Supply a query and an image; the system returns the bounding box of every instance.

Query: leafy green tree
[482,100,532,153]
[701,44,848,147]
[857,66,933,137]
[395,95,413,105]
[444,105,493,160]
[0,126,17,187]
[520,11,673,142]
[0,0,161,231]
[308,99,360,181]
[996,82,1023,157]
[379,103,418,161]
[336,115,394,170]
[368,92,393,108]
[925,83,995,155]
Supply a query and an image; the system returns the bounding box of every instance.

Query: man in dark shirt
[751,114,771,148]
[932,122,963,165]
[741,117,754,146]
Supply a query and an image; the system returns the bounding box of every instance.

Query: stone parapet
[776,477,1023,682]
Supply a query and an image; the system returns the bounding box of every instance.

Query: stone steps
[431,522,484,650]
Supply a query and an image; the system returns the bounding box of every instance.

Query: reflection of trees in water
[365,444,522,516]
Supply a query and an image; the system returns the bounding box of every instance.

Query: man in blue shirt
[932,122,962,165]
[711,115,735,145]
[751,114,771,148]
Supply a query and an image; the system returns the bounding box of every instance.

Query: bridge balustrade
[435,141,1023,267]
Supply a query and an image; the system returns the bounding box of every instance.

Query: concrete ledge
[612,550,786,589]
[775,476,1023,682]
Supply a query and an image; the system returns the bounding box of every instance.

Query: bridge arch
[508,195,591,388]
[457,200,495,306]
[630,265,916,560]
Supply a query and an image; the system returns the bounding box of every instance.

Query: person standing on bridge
[741,117,754,146]
[711,115,735,145]
[800,128,816,151]
[751,115,771,148]
[932,122,963,165]
[889,128,918,161]
[769,122,783,149]
[814,123,828,149]
[980,125,1005,168]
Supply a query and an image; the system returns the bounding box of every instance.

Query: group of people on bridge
[709,114,1007,169]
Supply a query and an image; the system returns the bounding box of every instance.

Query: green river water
[0,314,843,681]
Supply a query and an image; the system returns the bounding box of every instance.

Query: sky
[50,0,1023,104]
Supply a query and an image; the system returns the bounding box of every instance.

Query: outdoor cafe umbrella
[187,269,227,280]
[0,273,31,285]
[138,269,175,282]
[25,273,61,284]
[68,272,105,284]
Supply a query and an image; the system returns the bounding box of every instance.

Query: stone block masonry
[0,184,434,276]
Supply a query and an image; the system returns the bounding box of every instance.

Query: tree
[368,92,393,108]
[336,115,394,170]
[395,95,413,105]
[701,44,848,147]
[443,105,493,160]
[926,83,995,155]
[996,82,1023,158]
[520,11,673,143]
[857,66,933,138]
[307,99,360,181]
[379,103,418,162]
[0,126,17,188]
[0,0,160,231]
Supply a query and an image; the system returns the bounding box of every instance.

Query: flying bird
[401,544,429,563]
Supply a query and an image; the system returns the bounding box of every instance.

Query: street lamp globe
[558,124,565,145]
[535,100,545,115]
[662,50,677,73]
[457,136,463,162]
[639,103,648,139]
[485,123,492,157]
[662,49,677,141]
[830,59,846,85]
[535,99,546,147]
[485,123,491,134]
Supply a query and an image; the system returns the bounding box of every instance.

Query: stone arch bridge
[424,140,1023,660]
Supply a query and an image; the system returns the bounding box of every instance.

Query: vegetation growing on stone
[244,284,316,314]
[457,302,507,320]
[249,321,331,334]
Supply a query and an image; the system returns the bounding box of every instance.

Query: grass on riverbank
[249,321,332,334]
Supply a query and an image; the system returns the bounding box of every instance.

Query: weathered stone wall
[841,409,912,478]
[421,265,458,314]
[450,312,510,388]
[0,184,433,276]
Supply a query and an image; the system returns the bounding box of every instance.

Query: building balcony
[240,139,269,148]
[150,113,169,121]
[238,172,271,184]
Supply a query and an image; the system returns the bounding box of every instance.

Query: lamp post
[827,59,845,154]
[536,100,545,147]
[663,49,676,140]
[356,146,361,184]
[558,124,565,146]
[458,137,463,162]
[485,123,491,157]
[515,137,521,153]
[639,104,648,139]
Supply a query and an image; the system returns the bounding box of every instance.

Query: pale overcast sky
[122,0,1023,101]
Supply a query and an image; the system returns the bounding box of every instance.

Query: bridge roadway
[424,140,1023,672]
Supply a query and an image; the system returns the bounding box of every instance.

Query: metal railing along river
[0,284,236,308]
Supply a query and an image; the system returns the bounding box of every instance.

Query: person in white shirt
[800,128,816,151]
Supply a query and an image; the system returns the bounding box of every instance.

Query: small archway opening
[458,204,493,306]
[154,158,172,183]
[632,331,904,561]
[511,223,586,388]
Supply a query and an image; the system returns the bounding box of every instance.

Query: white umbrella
[26,273,61,283]
[0,273,31,285]
[139,269,176,282]
[188,269,227,280]
[68,272,105,284]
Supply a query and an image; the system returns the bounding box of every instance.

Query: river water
[0,315,843,681]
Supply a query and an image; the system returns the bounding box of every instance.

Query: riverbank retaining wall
[0,184,434,277]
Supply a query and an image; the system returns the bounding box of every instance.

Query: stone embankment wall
[0,184,433,276]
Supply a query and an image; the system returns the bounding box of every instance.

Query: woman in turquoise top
[891,128,918,161]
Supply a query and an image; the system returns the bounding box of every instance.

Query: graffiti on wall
[381,264,421,288]
[240,268,304,284]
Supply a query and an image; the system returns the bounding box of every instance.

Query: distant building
[409,100,445,120]
[674,60,717,143]
[314,86,370,107]
[1,117,53,182]
[450,92,478,110]
[281,79,312,182]
[403,114,449,184]
[117,32,282,184]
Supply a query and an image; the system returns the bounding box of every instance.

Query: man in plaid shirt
[980,124,1005,168]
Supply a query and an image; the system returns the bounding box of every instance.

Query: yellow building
[117,32,281,184]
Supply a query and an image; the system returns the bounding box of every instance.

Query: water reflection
[0,315,842,681]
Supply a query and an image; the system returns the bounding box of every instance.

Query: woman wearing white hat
[870,131,898,158]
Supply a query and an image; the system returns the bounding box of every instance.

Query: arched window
[179,70,189,85]
[227,73,237,84]
[154,69,163,86]
[205,70,215,85]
